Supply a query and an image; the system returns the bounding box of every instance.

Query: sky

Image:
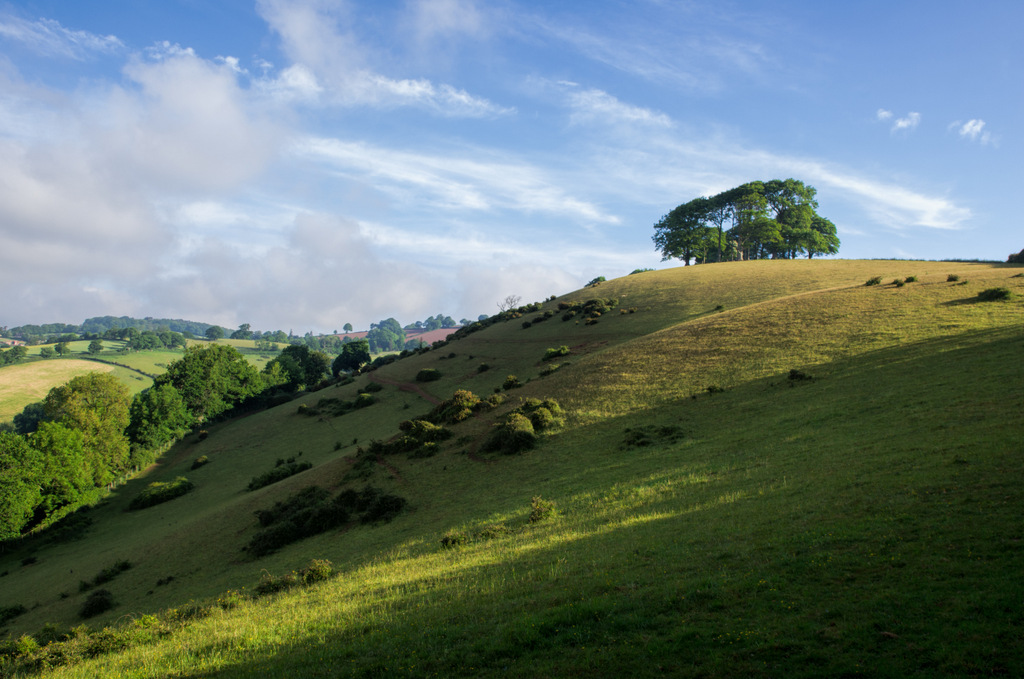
[0,0,1020,334]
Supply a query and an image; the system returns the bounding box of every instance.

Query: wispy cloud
[876,108,892,121]
[294,136,619,224]
[950,118,994,145]
[565,86,672,127]
[256,0,509,117]
[0,15,122,59]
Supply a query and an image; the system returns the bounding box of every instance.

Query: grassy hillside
[1,260,1022,677]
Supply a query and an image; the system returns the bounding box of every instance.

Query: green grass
[2,260,1023,677]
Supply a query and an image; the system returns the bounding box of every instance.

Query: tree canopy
[154,344,263,422]
[653,179,839,264]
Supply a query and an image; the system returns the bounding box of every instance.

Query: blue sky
[0,0,1019,333]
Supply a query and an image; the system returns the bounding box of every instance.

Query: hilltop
[1,259,1022,677]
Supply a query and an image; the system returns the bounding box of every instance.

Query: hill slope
[1,260,1022,677]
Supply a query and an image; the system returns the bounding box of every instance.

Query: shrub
[977,287,1012,301]
[585,276,606,287]
[515,398,565,431]
[477,363,490,373]
[359,382,384,393]
[540,363,563,377]
[630,268,655,275]
[197,430,209,441]
[427,389,481,424]
[892,279,905,287]
[247,462,313,491]
[440,531,469,548]
[503,375,522,391]
[299,559,334,585]
[864,276,882,286]
[529,496,557,523]
[129,477,194,510]
[483,413,536,455]
[904,276,918,283]
[415,368,442,382]
[0,604,27,625]
[80,590,115,618]
[788,369,812,381]
[947,273,960,282]
[543,345,570,361]
[521,321,532,329]
[190,455,209,470]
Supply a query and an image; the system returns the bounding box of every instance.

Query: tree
[343,323,353,334]
[205,325,225,341]
[88,339,104,354]
[0,431,42,539]
[653,178,838,263]
[264,345,331,389]
[1,345,29,365]
[13,402,47,434]
[39,346,55,359]
[333,339,370,376]
[54,341,69,356]
[43,373,132,486]
[154,344,263,422]
[365,318,405,353]
[127,383,194,453]
[30,422,90,513]
[497,295,522,312]
[230,323,253,340]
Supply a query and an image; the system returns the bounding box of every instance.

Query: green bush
[947,273,960,282]
[864,276,882,286]
[503,375,522,391]
[426,389,481,424]
[892,279,905,287]
[0,604,27,626]
[904,276,918,283]
[440,531,469,548]
[190,455,209,470]
[247,462,313,491]
[529,496,557,523]
[79,560,132,592]
[299,559,334,585]
[80,590,115,618]
[415,368,442,382]
[977,287,1012,301]
[477,363,490,373]
[359,382,384,393]
[543,346,570,361]
[483,413,536,455]
[129,477,194,510]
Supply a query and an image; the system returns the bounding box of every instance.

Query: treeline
[0,342,326,540]
[652,178,840,264]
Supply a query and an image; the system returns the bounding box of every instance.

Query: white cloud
[891,111,920,132]
[951,118,993,145]
[566,87,673,127]
[0,15,122,59]
[295,136,619,223]
[876,108,893,120]
[256,0,509,117]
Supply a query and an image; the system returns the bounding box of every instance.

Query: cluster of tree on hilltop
[652,178,840,265]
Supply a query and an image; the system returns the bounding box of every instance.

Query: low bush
[249,485,406,556]
[415,368,442,382]
[529,496,557,523]
[477,363,490,373]
[864,276,882,286]
[299,558,334,585]
[540,363,563,377]
[977,287,1012,301]
[426,389,481,424]
[0,604,27,626]
[543,345,570,361]
[947,273,960,282]
[79,560,132,592]
[482,413,536,455]
[515,398,565,431]
[359,382,384,393]
[440,531,469,548]
[190,456,209,470]
[503,375,522,391]
[129,477,194,511]
[247,462,313,491]
[904,276,918,283]
[892,279,905,287]
[79,590,115,619]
